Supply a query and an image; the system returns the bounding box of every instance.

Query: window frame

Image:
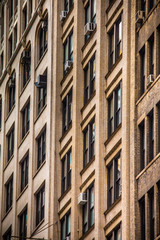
[107,223,121,240]
[64,0,73,12]
[62,88,72,134]
[21,47,31,89]
[20,154,29,192]
[61,209,71,240]
[37,70,47,115]
[7,126,14,161]
[36,185,45,226]
[6,176,13,212]
[8,73,16,112]
[140,46,145,96]
[149,35,154,75]
[148,188,154,240]
[39,16,48,60]
[139,196,145,240]
[37,128,46,169]
[148,110,154,162]
[3,226,12,240]
[19,207,27,240]
[0,97,2,130]
[61,148,72,194]
[139,120,145,171]
[22,101,30,139]
[63,30,73,74]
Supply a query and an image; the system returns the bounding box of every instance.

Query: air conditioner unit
[60,11,68,21]
[147,74,154,87]
[20,50,29,64]
[66,236,71,240]
[78,193,87,205]
[135,11,145,23]
[84,22,97,36]
[64,60,73,72]
[34,74,47,88]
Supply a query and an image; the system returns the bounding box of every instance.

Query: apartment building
[0,0,160,239]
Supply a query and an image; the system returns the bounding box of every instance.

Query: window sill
[61,4,74,27]
[104,196,121,216]
[105,54,122,80]
[58,185,71,202]
[5,104,15,123]
[81,28,97,53]
[31,218,45,237]
[81,91,96,114]
[2,206,12,222]
[80,156,95,176]
[61,64,73,86]
[79,224,95,240]
[35,48,48,71]
[59,123,72,143]
[16,184,28,202]
[19,77,31,98]
[33,160,46,179]
[34,104,47,124]
[3,155,14,172]
[104,123,121,146]
[18,130,30,149]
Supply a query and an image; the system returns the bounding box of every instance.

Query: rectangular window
[83,118,95,167]
[64,31,73,74]
[3,227,12,240]
[140,46,145,95]
[108,154,121,208]
[158,104,160,152]
[139,197,145,240]
[149,0,155,12]
[7,127,14,161]
[107,224,121,240]
[0,97,2,129]
[0,52,4,76]
[14,25,17,50]
[9,34,13,59]
[19,207,27,240]
[85,0,96,41]
[61,148,72,194]
[148,111,154,162]
[21,47,31,88]
[108,84,121,137]
[29,0,33,19]
[36,185,45,226]
[6,177,13,212]
[141,0,146,12]
[61,210,71,240]
[62,89,72,134]
[64,0,73,11]
[39,17,48,59]
[22,5,27,31]
[139,121,145,171]
[8,73,16,112]
[84,54,96,104]
[37,128,46,169]
[9,0,13,21]
[22,101,30,139]
[83,184,94,234]
[148,188,154,240]
[149,35,154,75]
[108,17,122,70]
[158,182,160,235]
[21,154,28,192]
[37,71,47,115]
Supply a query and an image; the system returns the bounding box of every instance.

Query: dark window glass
[61,210,71,240]
[158,182,160,235]
[83,118,95,167]
[108,84,121,137]
[9,0,13,20]
[21,47,31,88]
[36,186,45,226]
[61,149,72,194]
[21,154,28,192]
[108,154,121,208]
[1,6,4,39]
[0,97,2,129]
[107,224,121,240]
[37,71,47,115]
[39,17,48,59]
[139,197,145,240]
[158,104,160,153]
[149,0,155,12]
[7,127,14,161]
[149,111,154,162]
[149,189,154,240]
[83,184,94,234]
[19,208,27,240]
[6,177,13,212]
[139,121,145,171]
[64,0,73,11]
[141,0,146,12]
[140,47,145,95]
[37,128,46,169]
[64,31,73,74]
[85,0,96,41]
[3,227,12,240]
[149,35,154,75]
[22,102,30,138]
[8,73,16,112]
[23,5,27,31]
[84,54,96,104]
[62,89,72,134]
[9,34,13,59]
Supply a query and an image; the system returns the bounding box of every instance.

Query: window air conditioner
[64,60,73,72]
[84,22,97,36]
[135,11,145,23]
[66,236,71,240]
[78,193,87,205]
[60,11,68,22]
[147,74,154,87]
[34,75,47,88]
[20,50,29,64]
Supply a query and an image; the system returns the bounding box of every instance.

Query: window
[0,52,4,76]
[83,118,95,167]
[22,5,27,32]
[148,111,154,162]
[6,177,13,212]
[37,128,46,169]
[84,54,96,104]
[107,224,121,240]
[139,197,145,240]
[9,34,13,59]
[36,185,45,226]
[20,154,28,192]
[141,0,146,12]
[37,71,47,115]
[7,127,14,161]
[8,0,13,22]
[83,184,94,234]
[61,210,71,240]
[158,182,160,235]
[107,154,121,208]
[149,0,155,12]
[3,226,12,240]
[139,121,145,171]
[21,47,31,88]
[64,0,73,12]
[148,189,154,240]
[14,25,17,49]
[140,46,145,95]
[22,101,30,139]
[149,35,154,75]
[158,103,160,152]
[85,0,96,41]
[64,31,73,74]
[62,89,72,134]
[0,5,4,40]
[0,97,2,129]
[39,17,48,59]
[29,0,33,20]
[108,84,121,137]
[8,72,16,112]
[158,26,160,75]
[61,148,72,194]
[108,17,122,70]
[19,208,27,240]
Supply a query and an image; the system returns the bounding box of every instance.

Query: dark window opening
[6,177,13,212]
[39,17,48,59]
[62,89,72,134]
[61,148,72,194]
[37,128,46,169]
[140,46,145,95]
[22,101,30,139]
[7,127,14,161]
[21,154,28,192]
[61,210,71,240]
[36,185,45,226]
[139,121,145,171]
[19,208,27,240]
